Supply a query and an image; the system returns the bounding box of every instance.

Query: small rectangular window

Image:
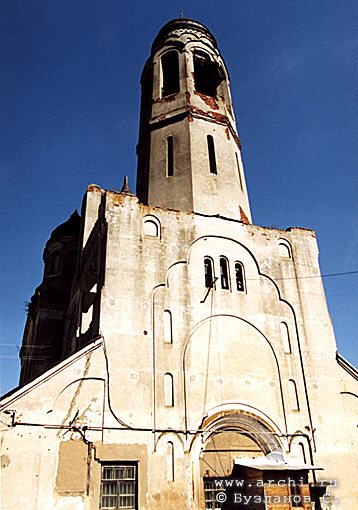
[167,136,174,177]
[207,135,217,174]
[100,463,137,510]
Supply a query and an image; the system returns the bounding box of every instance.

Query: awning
[234,450,323,471]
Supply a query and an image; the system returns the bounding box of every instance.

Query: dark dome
[151,18,218,55]
[49,210,80,241]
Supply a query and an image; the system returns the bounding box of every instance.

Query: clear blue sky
[1,1,357,395]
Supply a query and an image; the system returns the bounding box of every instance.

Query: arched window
[166,136,174,177]
[163,310,173,344]
[280,322,291,354]
[207,135,217,174]
[204,257,214,288]
[164,373,174,407]
[161,51,179,97]
[143,216,161,238]
[49,250,60,275]
[235,262,245,292]
[278,240,292,259]
[219,257,230,290]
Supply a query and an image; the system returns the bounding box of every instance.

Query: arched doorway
[195,412,283,509]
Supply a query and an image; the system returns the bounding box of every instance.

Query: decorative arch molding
[185,234,316,446]
[154,41,185,59]
[149,234,316,449]
[142,214,161,238]
[277,238,293,259]
[190,407,284,510]
[182,314,288,435]
[183,38,220,56]
[340,391,358,399]
[190,404,284,456]
[155,430,185,452]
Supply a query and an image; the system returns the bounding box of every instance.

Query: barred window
[290,483,303,507]
[203,478,224,509]
[100,464,137,510]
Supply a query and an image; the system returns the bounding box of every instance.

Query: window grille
[100,464,137,510]
[290,483,303,507]
[203,478,224,509]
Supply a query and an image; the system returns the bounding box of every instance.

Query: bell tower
[136,18,252,223]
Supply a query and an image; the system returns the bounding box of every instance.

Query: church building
[1,18,357,510]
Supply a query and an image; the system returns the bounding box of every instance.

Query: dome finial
[121,175,132,194]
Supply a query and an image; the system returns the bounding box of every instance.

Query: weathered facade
[1,18,357,510]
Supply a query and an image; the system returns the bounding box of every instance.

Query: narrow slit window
[235,262,245,292]
[288,379,300,411]
[167,136,174,177]
[204,257,214,288]
[161,51,179,97]
[207,135,217,174]
[163,310,173,344]
[49,250,60,275]
[235,153,243,191]
[298,442,307,464]
[164,373,174,407]
[280,322,291,354]
[219,257,229,290]
[166,441,174,482]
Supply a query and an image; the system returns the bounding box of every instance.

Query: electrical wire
[100,333,133,429]
[246,269,358,281]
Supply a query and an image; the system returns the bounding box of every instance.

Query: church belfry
[136,19,252,223]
